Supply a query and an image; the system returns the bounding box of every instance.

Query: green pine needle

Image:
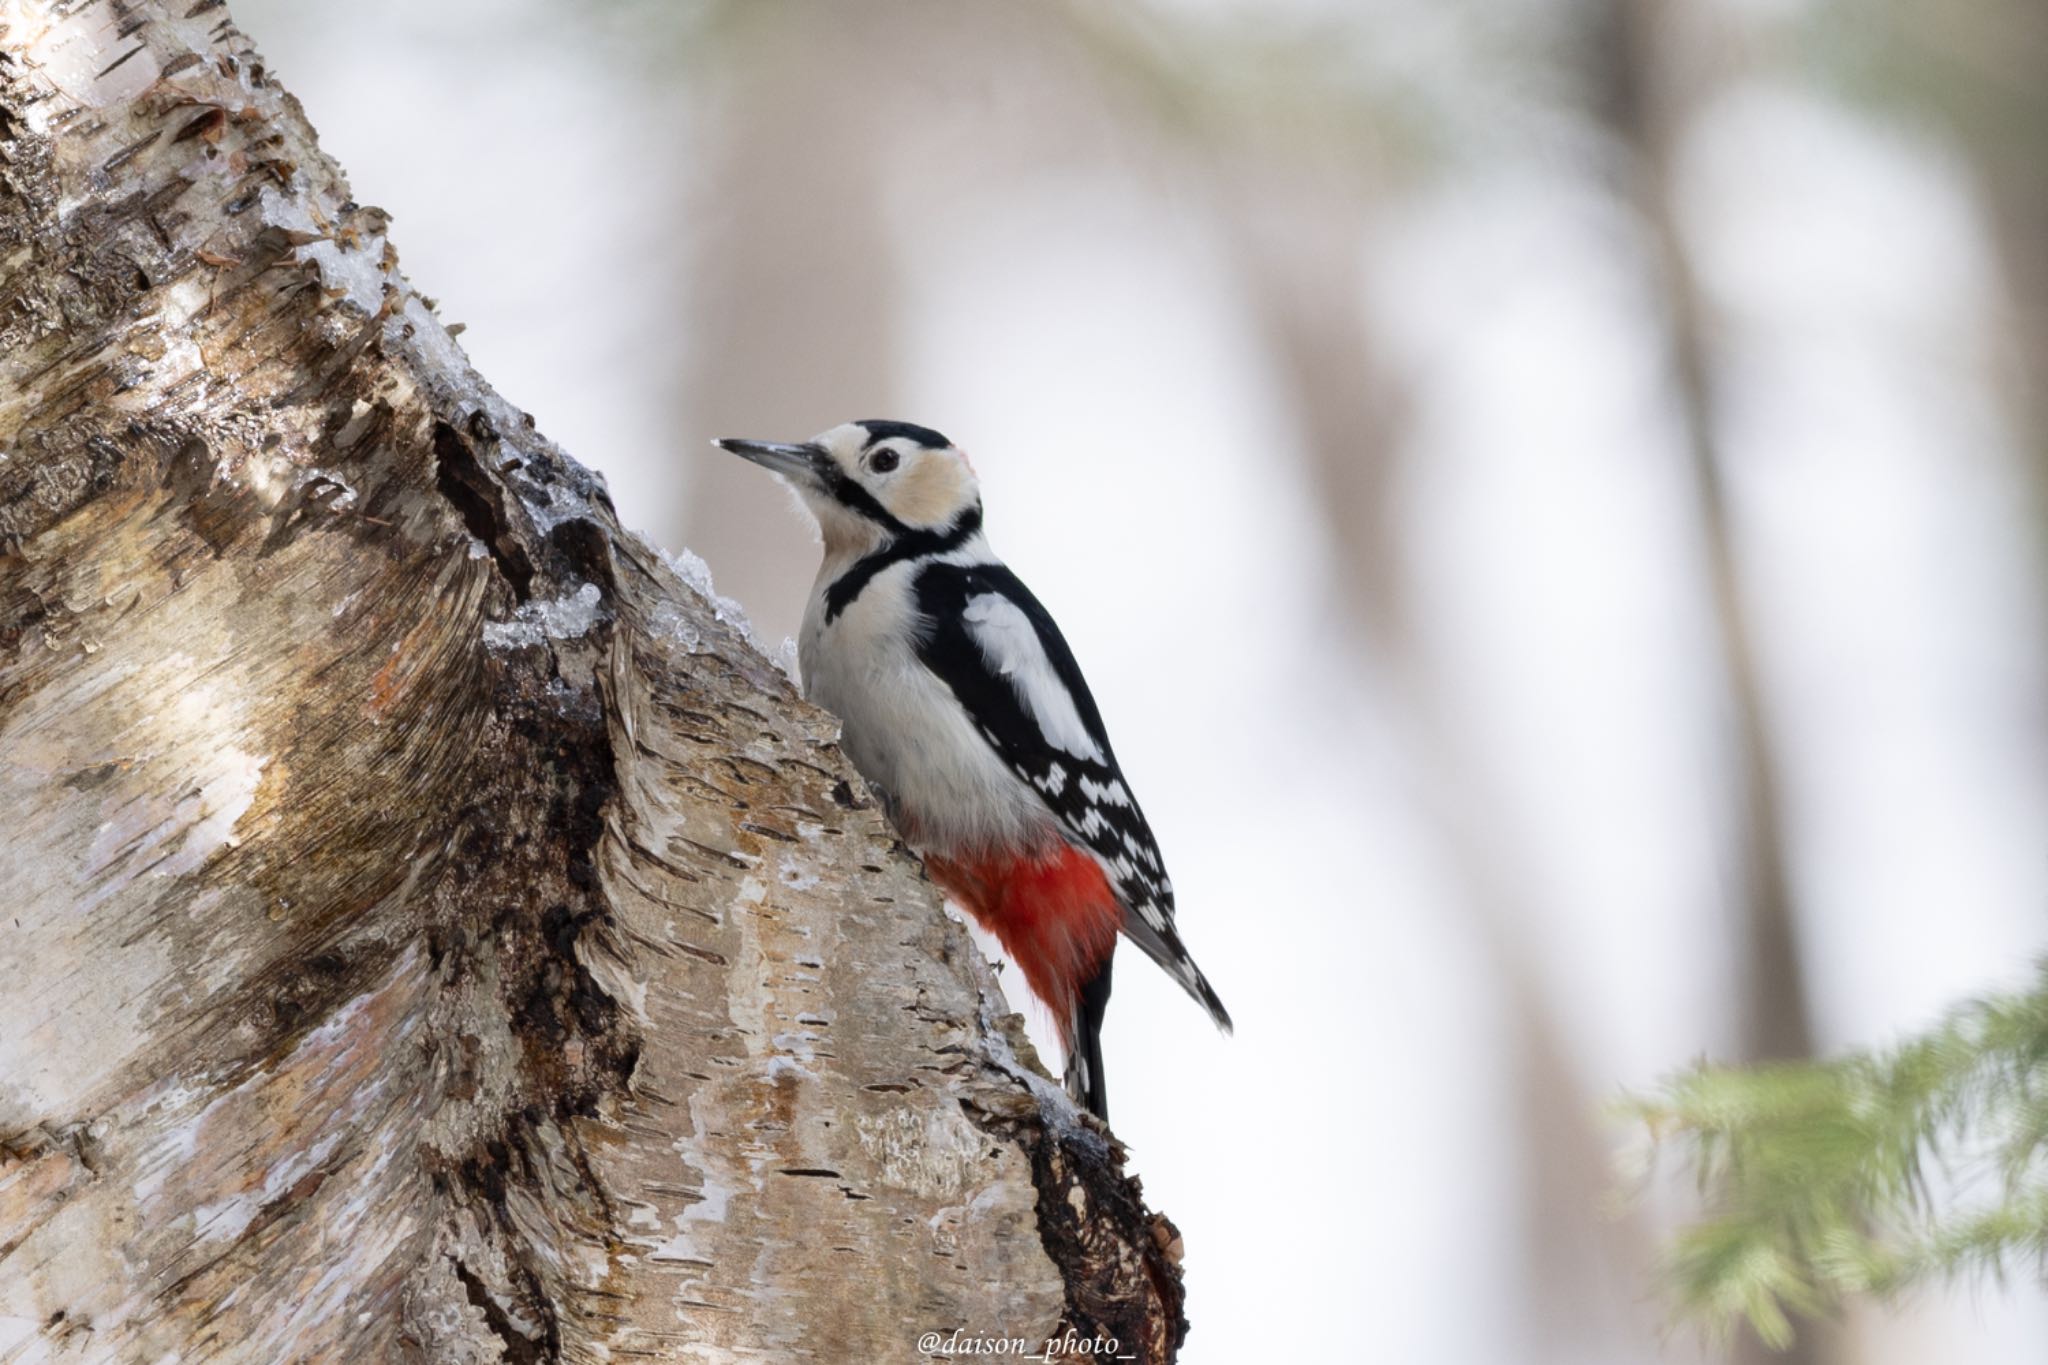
[1630,962,2048,1346]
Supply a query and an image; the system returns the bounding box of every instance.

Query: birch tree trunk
[0,4,1187,1360]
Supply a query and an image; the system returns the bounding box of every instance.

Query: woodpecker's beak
[713,438,826,488]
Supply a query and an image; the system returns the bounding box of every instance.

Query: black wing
[911,559,1231,1032]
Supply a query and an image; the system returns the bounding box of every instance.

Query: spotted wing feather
[911,561,1231,1032]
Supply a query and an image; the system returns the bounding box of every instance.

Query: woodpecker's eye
[869,448,900,473]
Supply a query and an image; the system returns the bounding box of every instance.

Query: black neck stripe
[817,460,912,537]
[823,506,983,623]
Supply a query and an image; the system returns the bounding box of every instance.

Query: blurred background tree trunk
[1856,0,2048,584]
[673,2,909,643]
[1582,0,1817,1070]
[1580,1,1823,1356]
[1211,124,1687,1365]
[0,4,1187,1360]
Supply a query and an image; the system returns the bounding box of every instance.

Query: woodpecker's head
[714,420,980,554]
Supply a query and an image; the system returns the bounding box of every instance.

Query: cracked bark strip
[0,2,1188,1360]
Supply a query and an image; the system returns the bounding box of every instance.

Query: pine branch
[1630,962,2048,1347]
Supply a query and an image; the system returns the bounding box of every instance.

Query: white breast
[799,559,1059,858]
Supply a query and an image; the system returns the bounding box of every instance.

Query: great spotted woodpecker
[714,420,1230,1118]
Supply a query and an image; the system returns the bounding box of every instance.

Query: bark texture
[0,4,1185,1360]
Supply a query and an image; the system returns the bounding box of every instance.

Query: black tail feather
[1119,908,1232,1035]
[1064,956,1114,1120]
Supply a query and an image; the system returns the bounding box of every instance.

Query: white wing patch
[961,593,1106,762]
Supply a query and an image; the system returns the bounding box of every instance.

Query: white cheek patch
[961,593,1106,763]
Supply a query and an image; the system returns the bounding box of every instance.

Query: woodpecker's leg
[1066,955,1113,1120]
[866,780,907,837]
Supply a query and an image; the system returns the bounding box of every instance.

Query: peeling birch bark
[0,4,1187,1360]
